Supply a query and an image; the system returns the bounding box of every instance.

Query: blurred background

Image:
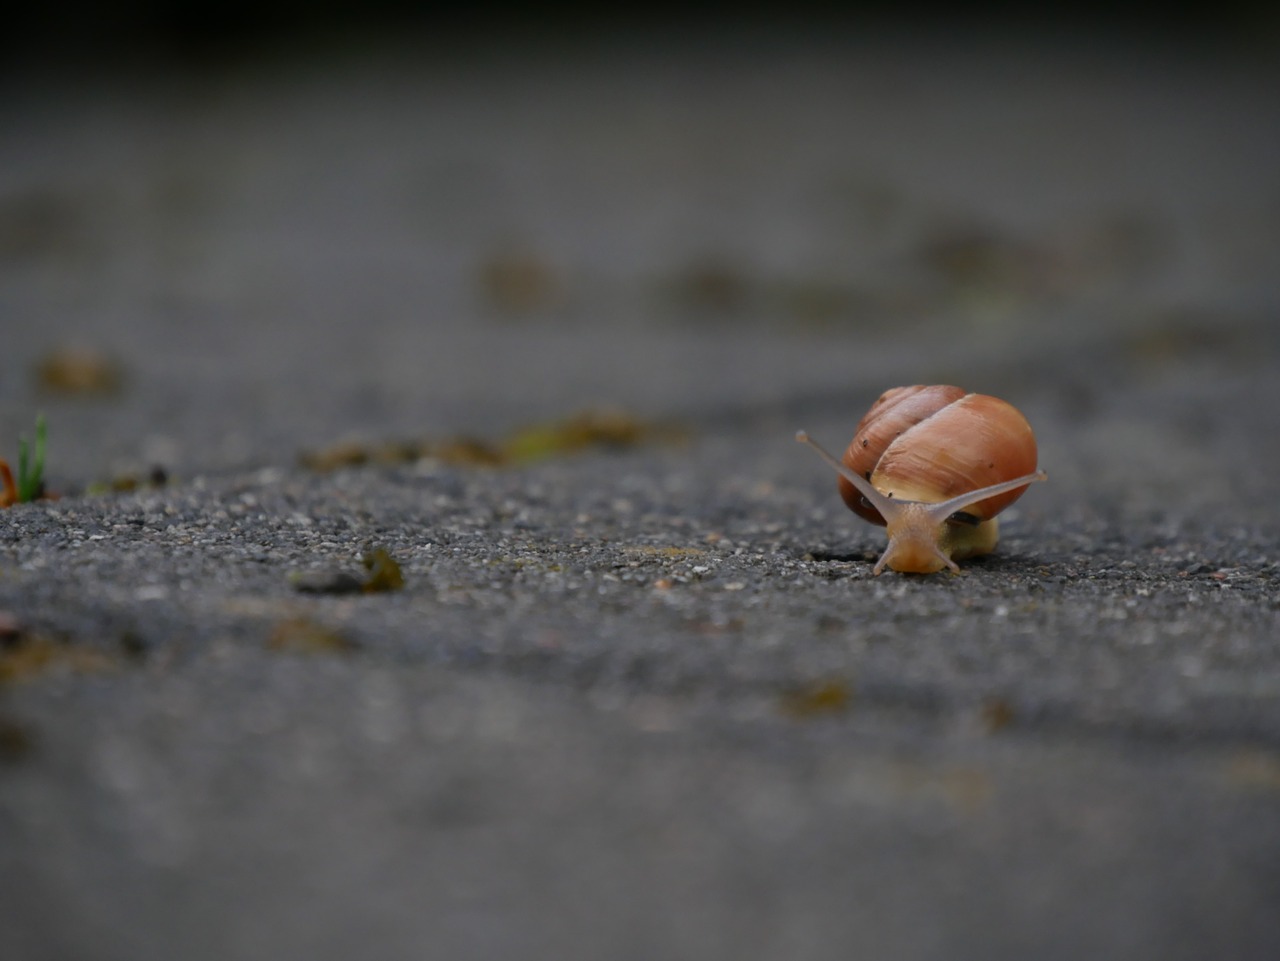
[1,5,1278,500]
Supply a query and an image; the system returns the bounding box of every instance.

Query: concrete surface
[2,23,1279,961]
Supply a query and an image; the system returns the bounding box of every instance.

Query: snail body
[797,385,1046,575]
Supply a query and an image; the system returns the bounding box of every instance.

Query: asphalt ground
[2,24,1279,960]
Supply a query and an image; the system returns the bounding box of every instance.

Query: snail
[796,385,1046,575]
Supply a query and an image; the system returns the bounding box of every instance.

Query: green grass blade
[16,414,46,503]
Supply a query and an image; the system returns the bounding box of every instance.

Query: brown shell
[837,385,1038,527]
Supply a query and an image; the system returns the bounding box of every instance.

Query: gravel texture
[2,24,1280,961]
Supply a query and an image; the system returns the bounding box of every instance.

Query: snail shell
[839,385,1038,527]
